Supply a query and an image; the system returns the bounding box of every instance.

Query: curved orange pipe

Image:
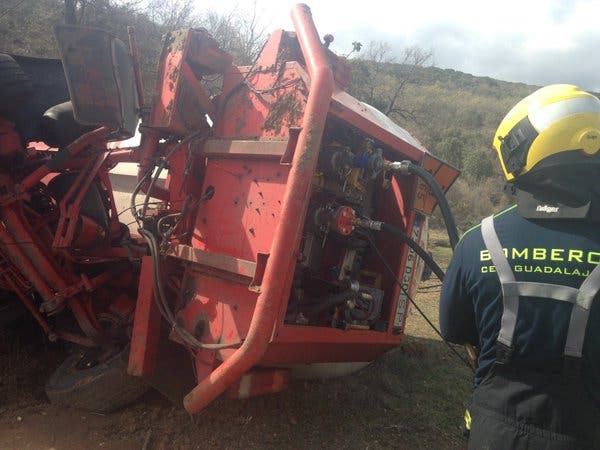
[183,3,334,414]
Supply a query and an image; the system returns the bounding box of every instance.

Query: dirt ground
[0,232,472,449]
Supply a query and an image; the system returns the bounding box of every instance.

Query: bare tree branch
[147,0,194,30]
[350,40,432,124]
[197,2,266,65]
[64,0,76,23]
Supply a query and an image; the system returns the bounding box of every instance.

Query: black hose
[379,222,446,282]
[365,234,474,372]
[305,290,356,315]
[139,228,241,351]
[405,163,459,249]
[140,130,206,219]
[130,169,152,225]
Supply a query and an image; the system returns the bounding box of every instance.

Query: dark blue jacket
[439,205,600,406]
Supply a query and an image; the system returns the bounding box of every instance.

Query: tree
[147,0,194,30]
[462,148,496,180]
[64,0,76,24]
[436,135,464,169]
[197,2,266,65]
[349,41,432,123]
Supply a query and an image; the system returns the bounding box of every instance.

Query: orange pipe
[183,3,334,414]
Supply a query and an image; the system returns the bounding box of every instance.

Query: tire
[0,54,33,113]
[45,347,149,413]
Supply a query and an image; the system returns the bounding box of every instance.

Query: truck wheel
[45,346,148,413]
[0,54,33,113]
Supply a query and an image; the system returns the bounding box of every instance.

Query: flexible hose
[139,228,241,351]
[365,233,474,372]
[403,162,459,249]
[306,290,356,315]
[130,170,152,224]
[140,130,206,219]
[379,222,445,281]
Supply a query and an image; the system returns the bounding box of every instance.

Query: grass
[0,226,473,449]
[138,226,474,449]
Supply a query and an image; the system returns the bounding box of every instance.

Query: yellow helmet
[493,84,600,183]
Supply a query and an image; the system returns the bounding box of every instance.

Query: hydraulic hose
[379,222,445,281]
[389,161,459,249]
[365,233,475,372]
[357,218,475,371]
[139,228,241,351]
[306,290,356,316]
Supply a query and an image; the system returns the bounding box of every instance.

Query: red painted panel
[179,272,259,346]
[215,64,308,140]
[128,256,161,377]
[192,158,290,262]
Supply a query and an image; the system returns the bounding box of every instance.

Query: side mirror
[54,25,138,140]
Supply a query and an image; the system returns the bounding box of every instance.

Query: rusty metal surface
[413,153,460,215]
[0,3,461,419]
[167,244,257,279]
[185,28,233,74]
[150,28,231,135]
[192,159,289,262]
[52,152,109,249]
[215,62,308,140]
[330,90,426,162]
[54,26,138,138]
[183,3,335,415]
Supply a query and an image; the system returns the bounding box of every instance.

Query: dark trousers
[468,363,600,450]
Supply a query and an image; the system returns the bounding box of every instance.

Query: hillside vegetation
[1,0,541,230]
[379,65,537,229]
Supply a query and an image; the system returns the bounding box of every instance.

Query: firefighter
[439,84,600,449]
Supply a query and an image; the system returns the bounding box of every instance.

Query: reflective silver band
[565,263,600,357]
[480,215,600,359]
[504,282,579,304]
[577,262,600,310]
[529,96,600,133]
[565,305,589,357]
[481,216,515,285]
[481,215,518,346]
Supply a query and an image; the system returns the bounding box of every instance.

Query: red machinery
[0,4,458,413]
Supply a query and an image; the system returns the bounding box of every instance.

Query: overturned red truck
[0,4,457,413]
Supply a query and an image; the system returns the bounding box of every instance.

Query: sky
[195,0,600,91]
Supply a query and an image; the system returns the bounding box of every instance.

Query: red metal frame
[0,121,143,347]
[127,3,457,414]
[182,4,335,413]
[0,2,459,416]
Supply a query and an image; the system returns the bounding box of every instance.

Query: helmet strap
[515,188,593,220]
